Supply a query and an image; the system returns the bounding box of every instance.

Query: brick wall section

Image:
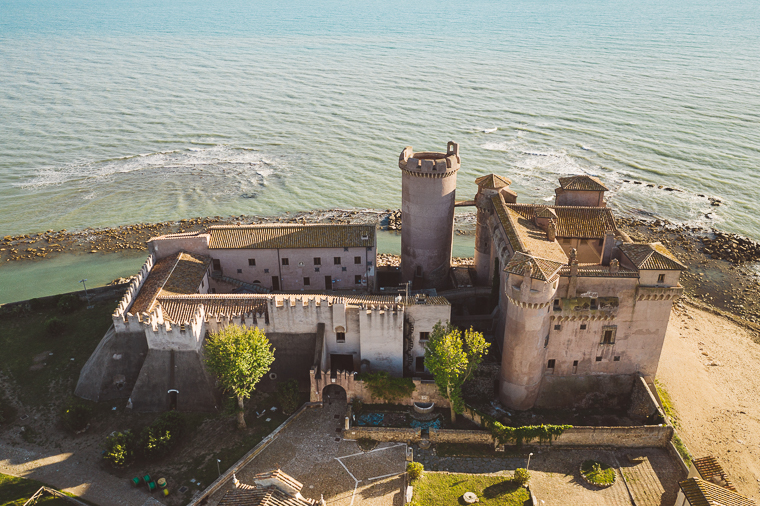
[429,428,493,445]
[343,427,421,443]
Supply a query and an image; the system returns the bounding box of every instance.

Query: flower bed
[579,460,616,488]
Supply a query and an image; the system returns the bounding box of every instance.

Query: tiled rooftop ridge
[207,223,376,249]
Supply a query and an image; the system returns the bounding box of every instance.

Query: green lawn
[580,460,616,486]
[410,472,530,506]
[0,473,84,506]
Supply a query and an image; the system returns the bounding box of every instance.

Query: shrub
[513,468,530,485]
[580,460,615,487]
[277,379,300,415]
[104,431,136,467]
[361,371,415,402]
[139,411,186,459]
[61,399,92,432]
[407,462,424,481]
[45,317,66,336]
[57,294,82,312]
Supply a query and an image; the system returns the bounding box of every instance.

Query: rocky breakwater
[701,231,760,264]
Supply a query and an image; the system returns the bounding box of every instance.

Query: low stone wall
[343,426,421,443]
[547,425,673,448]
[627,376,666,423]
[429,428,493,445]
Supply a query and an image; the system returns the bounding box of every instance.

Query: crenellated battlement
[398,142,460,178]
[113,254,155,320]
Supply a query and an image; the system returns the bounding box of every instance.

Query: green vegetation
[580,460,616,486]
[44,317,66,336]
[277,379,300,415]
[512,468,530,485]
[0,298,113,406]
[104,430,136,467]
[406,462,424,481]
[56,294,82,313]
[60,398,93,432]
[360,371,415,402]
[0,473,84,505]
[205,324,276,429]
[103,411,187,466]
[655,379,692,466]
[424,322,490,423]
[410,473,530,506]
[487,421,572,447]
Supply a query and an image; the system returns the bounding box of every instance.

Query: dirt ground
[658,301,760,501]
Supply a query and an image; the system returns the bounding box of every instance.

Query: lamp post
[79,279,92,308]
[217,459,221,476]
[526,452,534,471]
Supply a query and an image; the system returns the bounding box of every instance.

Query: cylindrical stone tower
[399,142,460,290]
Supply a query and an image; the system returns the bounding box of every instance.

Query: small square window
[547,359,555,369]
[282,258,289,266]
[367,261,373,267]
[580,324,587,330]
[554,324,561,331]
[334,257,341,265]
[342,266,347,272]
[354,256,362,264]
[614,356,620,361]
[553,299,561,311]
[264,268,270,273]
[336,332,345,343]
[248,258,256,266]
[304,277,310,286]
[596,356,603,362]
[419,332,430,341]
[237,268,242,274]
[343,247,349,252]
[355,275,362,284]
[314,257,321,265]
[366,246,372,252]
[314,267,320,273]
[573,360,579,367]
[658,273,666,283]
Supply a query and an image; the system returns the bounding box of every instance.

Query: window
[554,324,561,331]
[304,277,310,286]
[342,266,347,272]
[355,275,362,284]
[314,257,321,265]
[201,280,204,288]
[547,359,555,369]
[336,332,345,342]
[590,298,598,310]
[237,268,242,274]
[544,334,549,348]
[573,360,579,367]
[354,256,362,264]
[553,299,560,311]
[314,267,320,273]
[596,356,603,362]
[580,324,587,330]
[248,258,256,266]
[334,257,341,265]
[343,247,349,252]
[614,356,621,362]
[416,356,426,373]
[419,332,430,342]
[658,273,666,283]
[264,268,270,273]
[282,258,289,266]
[212,259,221,270]
[601,326,616,344]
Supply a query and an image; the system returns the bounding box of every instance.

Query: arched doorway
[322,384,347,405]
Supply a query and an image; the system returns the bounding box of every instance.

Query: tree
[205,324,275,429]
[424,321,490,423]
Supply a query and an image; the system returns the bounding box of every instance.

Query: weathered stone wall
[343,426,421,443]
[548,425,673,448]
[429,428,493,445]
[627,375,665,423]
[535,374,636,410]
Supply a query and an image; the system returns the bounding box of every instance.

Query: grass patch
[410,472,529,506]
[580,460,615,487]
[0,473,88,505]
[654,380,692,466]
[672,433,693,467]
[0,299,114,406]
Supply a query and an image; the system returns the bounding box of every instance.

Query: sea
[1,0,759,302]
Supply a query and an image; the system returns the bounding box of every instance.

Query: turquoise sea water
[1,0,759,299]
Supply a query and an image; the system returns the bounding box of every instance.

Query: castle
[76,141,684,412]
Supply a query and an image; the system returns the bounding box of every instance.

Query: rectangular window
[334,257,341,265]
[553,299,560,311]
[658,273,666,283]
[580,324,587,330]
[264,268,270,273]
[304,277,310,286]
[314,267,320,273]
[596,356,603,362]
[544,334,549,348]
[419,332,430,342]
[354,256,362,264]
[614,356,621,361]
[342,266,347,272]
[248,258,256,266]
[601,326,617,344]
[554,324,561,331]
[355,275,362,284]
[336,332,345,343]
[590,298,598,310]
[344,247,349,252]
[547,359,555,369]
[416,356,426,373]
[201,280,204,288]
[314,257,321,265]
[573,360,579,367]
[237,268,242,274]
[282,258,289,266]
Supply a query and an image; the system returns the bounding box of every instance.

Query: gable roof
[208,224,375,250]
[492,196,568,264]
[475,174,512,189]
[619,242,687,270]
[217,486,315,506]
[692,456,737,492]
[558,175,609,191]
[129,252,211,315]
[506,204,617,239]
[678,478,755,506]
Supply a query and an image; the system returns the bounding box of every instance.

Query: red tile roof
[208,224,375,249]
[620,242,686,270]
[558,175,609,191]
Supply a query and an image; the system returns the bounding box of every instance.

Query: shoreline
[2,208,760,328]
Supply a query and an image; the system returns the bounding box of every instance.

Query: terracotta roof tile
[208,224,375,249]
[692,456,737,492]
[491,196,568,264]
[475,174,512,188]
[558,175,609,191]
[253,470,304,493]
[129,252,210,315]
[504,252,565,282]
[620,242,686,270]
[218,486,315,506]
[506,204,617,239]
[678,478,755,506]
[158,295,269,324]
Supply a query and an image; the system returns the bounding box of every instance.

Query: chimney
[547,220,557,242]
[602,231,615,265]
[610,258,620,273]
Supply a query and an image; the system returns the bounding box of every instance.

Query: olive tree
[424,321,490,423]
[205,324,275,429]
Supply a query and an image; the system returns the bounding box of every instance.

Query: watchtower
[398,142,460,290]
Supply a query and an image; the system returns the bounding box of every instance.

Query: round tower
[399,142,460,290]
[498,259,559,410]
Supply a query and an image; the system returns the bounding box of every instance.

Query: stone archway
[310,368,357,403]
[322,384,347,405]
